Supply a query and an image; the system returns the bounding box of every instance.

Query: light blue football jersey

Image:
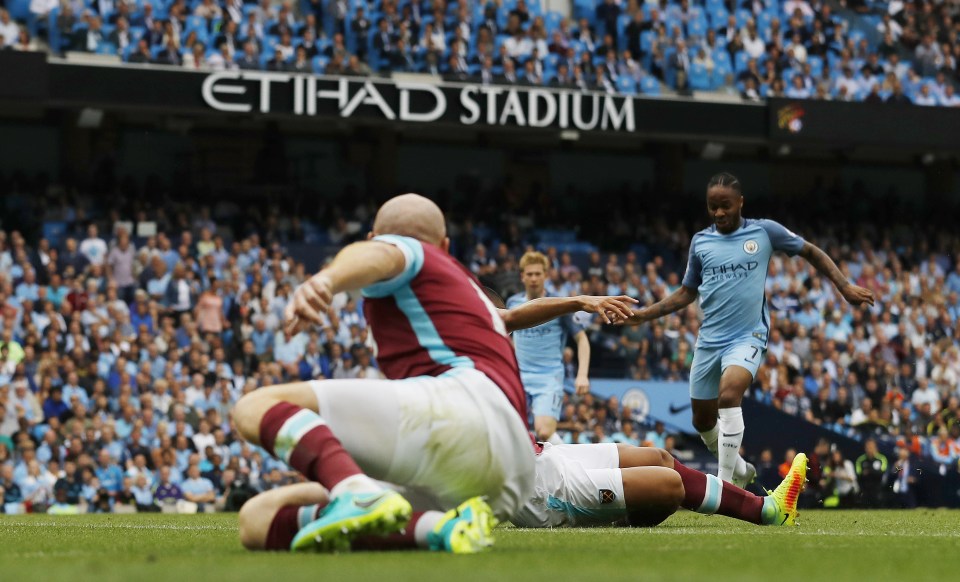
[682,218,805,349]
[506,292,585,376]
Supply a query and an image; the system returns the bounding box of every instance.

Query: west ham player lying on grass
[238,448,808,551]
[232,193,639,554]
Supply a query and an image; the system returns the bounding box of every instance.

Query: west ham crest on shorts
[743,240,760,255]
[599,489,617,504]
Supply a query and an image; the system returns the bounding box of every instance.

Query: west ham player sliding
[622,173,874,486]
[232,193,637,554]
[238,446,809,550]
[507,251,591,445]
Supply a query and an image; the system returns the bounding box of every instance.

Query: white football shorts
[511,442,627,528]
[310,367,535,520]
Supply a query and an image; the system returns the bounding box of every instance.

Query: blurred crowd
[2,0,959,103]
[0,175,958,514]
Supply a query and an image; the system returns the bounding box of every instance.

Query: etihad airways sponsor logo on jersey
[201,72,636,132]
[702,261,760,281]
[514,325,562,339]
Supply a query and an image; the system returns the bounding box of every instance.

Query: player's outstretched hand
[285,273,334,334]
[578,295,639,324]
[840,283,875,307]
[575,375,590,396]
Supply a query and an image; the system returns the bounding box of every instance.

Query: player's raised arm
[498,295,639,332]
[285,241,406,332]
[798,241,875,307]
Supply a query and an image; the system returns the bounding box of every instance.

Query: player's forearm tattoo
[800,243,848,290]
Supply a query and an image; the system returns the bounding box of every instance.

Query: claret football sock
[717,407,745,483]
[350,511,442,550]
[672,460,765,525]
[259,402,366,493]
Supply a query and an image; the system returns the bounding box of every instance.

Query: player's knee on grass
[238,484,329,551]
[238,492,280,550]
[621,467,683,528]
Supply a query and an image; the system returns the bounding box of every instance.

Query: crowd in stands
[2,0,959,104]
[0,175,958,514]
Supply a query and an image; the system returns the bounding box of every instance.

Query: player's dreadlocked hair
[707,172,742,195]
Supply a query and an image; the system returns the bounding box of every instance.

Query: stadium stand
[1,0,958,105]
[0,171,957,514]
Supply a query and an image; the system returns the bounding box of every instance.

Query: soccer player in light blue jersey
[623,173,874,486]
[507,251,593,445]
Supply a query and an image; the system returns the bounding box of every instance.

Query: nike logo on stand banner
[669,403,692,414]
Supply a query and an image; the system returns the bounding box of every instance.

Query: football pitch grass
[2,510,958,581]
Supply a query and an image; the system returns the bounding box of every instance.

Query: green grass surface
[2,510,959,581]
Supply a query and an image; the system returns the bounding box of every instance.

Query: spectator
[913,84,938,106]
[106,228,136,303]
[154,466,183,507]
[0,9,20,48]
[80,224,108,266]
[237,42,260,70]
[181,464,216,511]
[643,421,667,449]
[821,448,859,508]
[891,447,918,509]
[208,43,239,71]
[1,464,23,508]
[132,474,157,512]
[127,39,151,64]
[855,439,888,508]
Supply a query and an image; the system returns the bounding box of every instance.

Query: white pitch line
[1,522,234,531]
[5,522,959,538]
[510,528,960,538]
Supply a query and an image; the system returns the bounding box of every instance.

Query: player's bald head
[372,194,447,246]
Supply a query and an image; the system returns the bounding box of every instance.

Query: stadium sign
[33,57,766,141]
[200,72,636,132]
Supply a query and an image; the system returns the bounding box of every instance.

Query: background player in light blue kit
[508,251,592,445]
[623,173,875,486]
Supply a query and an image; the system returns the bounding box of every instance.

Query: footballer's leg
[239,483,328,551]
[615,444,804,526]
[527,374,565,445]
[240,484,496,553]
[716,340,765,486]
[716,365,752,484]
[666,451,808,527]
[689,346,723,461]
[233,382,412,552]
[621,466,684,527]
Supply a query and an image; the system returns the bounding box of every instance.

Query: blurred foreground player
[233,194,637,553]
[507,251,592,445]
[622,173,874,486]
[238,450,809,551]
